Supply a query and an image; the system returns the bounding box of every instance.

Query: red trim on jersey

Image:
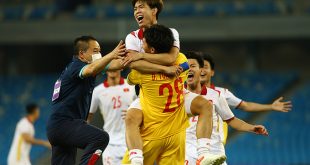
[201,85,208,95]
[184,82,187,89]
[103,78,125,87]
[138,28,144,40]
[130,31,136,37]
[235,101,243,109]
[224,116,235,122]
[209,84,221,96]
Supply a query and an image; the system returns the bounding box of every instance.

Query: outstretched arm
[81,41,126,77]
[239,97,292,112]
[22,133,51,149]
[226,118,268,136]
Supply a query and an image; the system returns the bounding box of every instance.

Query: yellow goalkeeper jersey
[127,53,189,140]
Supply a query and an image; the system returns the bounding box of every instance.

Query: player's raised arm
[81,41,126,78]
[238,96,292,112]
[226,118,269,136]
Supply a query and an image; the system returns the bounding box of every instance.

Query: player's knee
[191,96,212,117]
[125,108,142,127]
[96,131,110,148]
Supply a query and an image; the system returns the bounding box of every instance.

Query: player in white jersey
[8,103,51,165]
[87,70,136,165]
[184,52,269,165]
[199,53,292,144]
[113,1,225,164]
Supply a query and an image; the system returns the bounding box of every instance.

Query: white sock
[129,149,143,164]
[197,138,212,156]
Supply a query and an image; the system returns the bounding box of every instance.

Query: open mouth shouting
[136,15,144,24]
[187,72,195,83]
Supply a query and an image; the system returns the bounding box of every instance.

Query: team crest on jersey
[123,88,129,92]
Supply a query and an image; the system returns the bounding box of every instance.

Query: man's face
[134,1,157,28]
[187,59,201,87]
[107,70,121,79]
[81,40,101,63]
[200,60,214,85]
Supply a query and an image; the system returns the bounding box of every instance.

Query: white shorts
[185,141,198,165]
[185,155,196,165]
[127,90,200,115]
[102,144,127,165]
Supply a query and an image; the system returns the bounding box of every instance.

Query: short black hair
[143,24,174,54]
[26,103,38,115]
[132,0,163,19]
[73,36,97,56]
[201,52,215,70]
[185,51,204,68]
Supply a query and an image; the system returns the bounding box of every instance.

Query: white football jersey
[211,84,243,109]
[8,117,34,165]
[186,87,234,158]
[125,27,180,52]
[89,78,136,145]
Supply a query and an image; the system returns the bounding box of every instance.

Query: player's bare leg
[190,96,226,165]
[125,108,143,165]
[190,96,213,139]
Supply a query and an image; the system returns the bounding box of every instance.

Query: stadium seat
[226,82,310,164]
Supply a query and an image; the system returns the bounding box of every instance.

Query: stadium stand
[226,82,310,164]
[213,72,297,120]
[1,0,308,21]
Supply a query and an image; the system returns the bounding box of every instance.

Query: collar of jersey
[103,78,125,87]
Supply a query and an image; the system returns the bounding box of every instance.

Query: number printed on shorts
[159,77,183,113]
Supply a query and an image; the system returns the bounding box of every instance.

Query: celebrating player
[119,1,225,164]
[46,36,126,165]
[126,24,189,164]
[185,52,268,165]
[200,53,292,144]
[8,103,51,165]
[87,70,136,165]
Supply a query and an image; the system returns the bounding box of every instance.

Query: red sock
[87,149,102,165]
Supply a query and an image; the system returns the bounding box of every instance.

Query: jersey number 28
[159,77,183,113]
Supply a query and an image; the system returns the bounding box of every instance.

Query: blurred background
[0,0,309,164]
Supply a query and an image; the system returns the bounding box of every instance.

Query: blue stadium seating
[0,1,299,21]
[26,5,55,20]
[213,72,297,120]
[1,6,24,21]
[226,82,310,164]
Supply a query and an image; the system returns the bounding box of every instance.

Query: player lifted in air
[184,51,268,165]
[119,0,226,164]
[87,70,136,165]
[46,36,126,165]
[199,53,292,144]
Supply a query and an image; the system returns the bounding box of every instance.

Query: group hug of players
[47,0,292,165]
